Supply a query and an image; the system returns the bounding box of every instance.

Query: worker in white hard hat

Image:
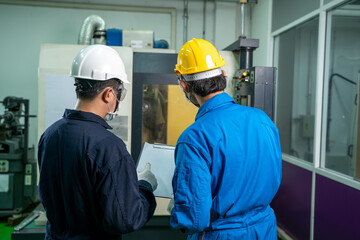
[168,39,282,239]
[38,45,158,240]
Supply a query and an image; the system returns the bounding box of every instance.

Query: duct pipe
[78,15,106,45]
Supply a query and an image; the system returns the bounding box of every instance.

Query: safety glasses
[177,75,185,82]
[115,85,127,102]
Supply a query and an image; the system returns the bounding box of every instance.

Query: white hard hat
[70,44,129,83]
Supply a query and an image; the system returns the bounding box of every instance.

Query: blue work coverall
[38,109,156,240]
[170,93,282,239]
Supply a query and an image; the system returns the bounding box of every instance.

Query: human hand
[138,163,158,192]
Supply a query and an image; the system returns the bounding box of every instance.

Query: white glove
[138,163,158,192]
[167,197,174,214]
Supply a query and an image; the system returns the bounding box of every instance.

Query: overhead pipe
[223,1,259,69]
[78,15,106,45]
[183,0,189,44]
[212,0,217,45]
[241,3,245,36]
[202,0,207,39]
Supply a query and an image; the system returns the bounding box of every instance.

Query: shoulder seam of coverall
[87,135,129,175]
[176,142,211,166]
[196,96,237,120]
[260,120,279,135]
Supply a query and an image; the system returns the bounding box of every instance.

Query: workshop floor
[0,220,14,240]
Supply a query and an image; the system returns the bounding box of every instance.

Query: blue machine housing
[106,29,123,46]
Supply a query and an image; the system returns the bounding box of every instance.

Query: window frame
[271,0,360,190]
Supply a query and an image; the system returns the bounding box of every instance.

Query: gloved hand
[167,197,174,214]
[138,163,158,192]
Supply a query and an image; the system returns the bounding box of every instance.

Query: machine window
[141,84,197,146]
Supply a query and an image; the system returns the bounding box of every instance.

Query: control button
[25,175,32,186]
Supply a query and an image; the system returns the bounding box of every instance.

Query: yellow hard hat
[174,38,225,76]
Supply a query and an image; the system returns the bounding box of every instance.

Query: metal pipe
[23,99,29,163]
[202,0,207,39]
[241,3,245,36]
[212,0,217,45]
[240,48,253,69]
[183,0,189,43]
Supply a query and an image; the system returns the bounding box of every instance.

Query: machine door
[131,72,197,163]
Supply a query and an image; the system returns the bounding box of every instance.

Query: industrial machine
[224,37,276,120]
[78,15,169,49]
[0,97,38,217]
[223,0,276,120]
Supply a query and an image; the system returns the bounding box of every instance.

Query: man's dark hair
[74,78,120,100]
[186,74,226,97]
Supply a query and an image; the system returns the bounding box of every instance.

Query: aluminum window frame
[271,1,360,239]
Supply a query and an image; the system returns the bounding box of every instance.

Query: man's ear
[179,80,190,93]
[102,87,113,103]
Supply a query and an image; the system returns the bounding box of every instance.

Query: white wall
[250,0,272,67]
[0,0,244,150]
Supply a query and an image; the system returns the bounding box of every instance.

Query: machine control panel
[0,160,9,172]
[233,69,255,106]
[233,66,276,120]
[234,69,254,86]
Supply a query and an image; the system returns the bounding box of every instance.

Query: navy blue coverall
[38,109,156,240]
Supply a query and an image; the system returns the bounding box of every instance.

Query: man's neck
[196,91,224,106]
[75,99,107,118]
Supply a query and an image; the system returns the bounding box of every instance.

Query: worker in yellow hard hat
[168,39,282,239]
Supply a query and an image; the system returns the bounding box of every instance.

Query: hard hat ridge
[70,44,129,83]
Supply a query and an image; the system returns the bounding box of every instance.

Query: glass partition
[275,17,319,162]
[324,2,360,177]
[272,0,320,32]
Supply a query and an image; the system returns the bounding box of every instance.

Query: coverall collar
[63,109,113,129]
[195,92,236,121]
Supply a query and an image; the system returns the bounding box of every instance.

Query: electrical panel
[233,66,276,120]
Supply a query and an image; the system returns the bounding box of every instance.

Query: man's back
[171,93,282,238]
[38,109,155,240]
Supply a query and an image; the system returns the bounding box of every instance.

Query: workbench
[11,198,186,240]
